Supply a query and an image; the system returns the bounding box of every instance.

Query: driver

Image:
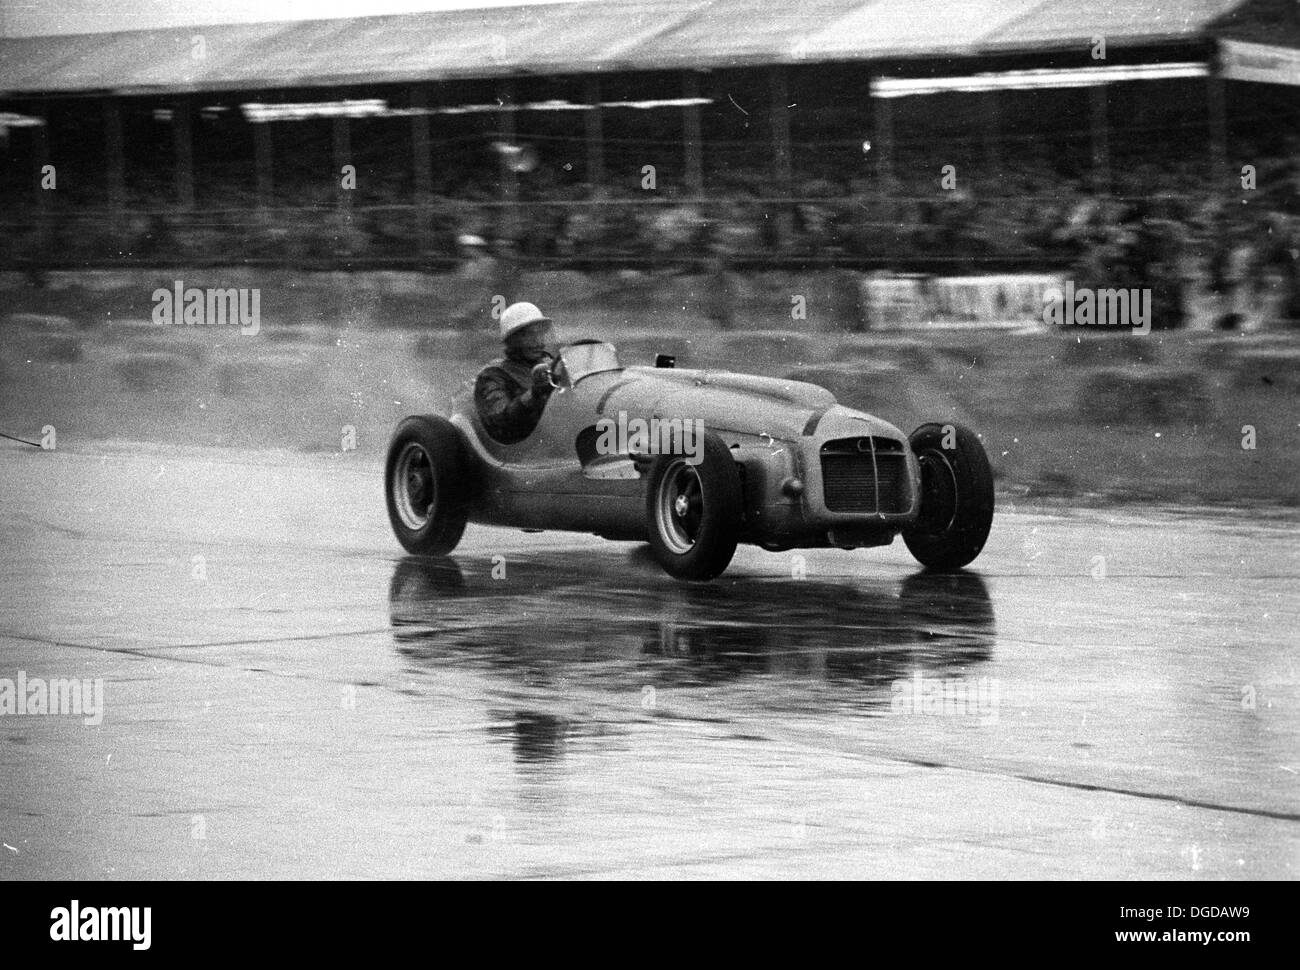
[474,301,557,444]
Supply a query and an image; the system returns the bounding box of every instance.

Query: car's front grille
[822,454,876,511]
[820,438,910,513]
[874,453,910,513]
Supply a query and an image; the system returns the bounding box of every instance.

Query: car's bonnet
[601,367,837,440]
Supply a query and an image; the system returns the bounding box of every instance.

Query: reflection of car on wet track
[386,340,995,580]
[386,553,996,702]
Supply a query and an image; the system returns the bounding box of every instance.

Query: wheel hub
[656,460,704,555]
[393,443,436,530]
[407,468,429,502]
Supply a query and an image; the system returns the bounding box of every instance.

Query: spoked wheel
[384,416,470,555]
[645,431,741,581]
[902,422,994,571]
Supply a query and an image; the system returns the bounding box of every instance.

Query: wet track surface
[0,444,1297,879]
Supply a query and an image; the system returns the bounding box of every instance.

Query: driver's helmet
[499,302,552,341]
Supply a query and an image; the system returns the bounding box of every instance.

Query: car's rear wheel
[385,416,470,555]
[903,422,994,571]
[645,431,741,581]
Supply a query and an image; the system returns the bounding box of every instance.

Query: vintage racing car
[385,340,994,580]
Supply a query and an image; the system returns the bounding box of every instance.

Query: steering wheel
[547,354,567,389]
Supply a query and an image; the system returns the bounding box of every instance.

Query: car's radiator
[821,438,910,514]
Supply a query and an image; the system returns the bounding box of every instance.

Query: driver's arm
[474,364,552,440]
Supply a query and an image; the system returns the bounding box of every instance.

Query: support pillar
[173,96,195,210]
[332,115,352,209]
[253,121,272,219]
[411,84,433,254]
[103,99,125,245]
[1207,73,1228,184]
[769,66,793,249]
[497,79,519,247]
[583,75,604,194]
[682,72,703,196]
[1089,84,1110,194]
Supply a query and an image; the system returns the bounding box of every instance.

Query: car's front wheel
[385,416,471,555]
[645,431,741,581]
[902,422,994,571]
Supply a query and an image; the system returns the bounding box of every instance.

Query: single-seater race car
[385,340,993,581]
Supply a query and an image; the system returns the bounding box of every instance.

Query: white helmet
[499,301,552,341]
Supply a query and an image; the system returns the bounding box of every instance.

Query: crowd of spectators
[3,123,1297,326]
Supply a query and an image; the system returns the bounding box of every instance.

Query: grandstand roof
[0,0,1277,97]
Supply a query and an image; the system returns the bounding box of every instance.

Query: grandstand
[1,0,1297,273]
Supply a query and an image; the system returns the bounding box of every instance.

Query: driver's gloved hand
[529,360,555,399]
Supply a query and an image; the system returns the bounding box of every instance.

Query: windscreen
[559,341,622,384]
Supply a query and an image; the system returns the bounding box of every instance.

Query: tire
[645,431,742,581]
[902,422,994,571]
[385,416,471,555]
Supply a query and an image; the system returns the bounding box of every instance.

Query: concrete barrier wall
[5,267,1294,335]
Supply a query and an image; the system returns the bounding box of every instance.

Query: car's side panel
[451,408,645,538]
